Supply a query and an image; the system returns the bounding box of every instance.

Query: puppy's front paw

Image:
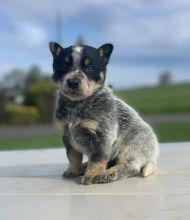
[80,176,93,185]
[62,170,79,178]
[92,172,118,184]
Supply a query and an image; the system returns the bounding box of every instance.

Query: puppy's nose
[67,78,80,89]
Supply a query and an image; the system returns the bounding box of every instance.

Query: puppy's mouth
[56,78,102,101]
[59,86,87,101]
[64,88,83,96]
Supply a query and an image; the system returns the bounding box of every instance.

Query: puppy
[49,42,159,184]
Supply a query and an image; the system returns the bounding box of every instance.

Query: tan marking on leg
[92,163,125,184]
[80,119,99,134]
[63,150,83,177]
[105,164,123,175]
[85,161,107,176]
[68,150,83,173]
[81,160,107,184]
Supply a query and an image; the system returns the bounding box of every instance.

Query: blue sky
[0,0,190,88]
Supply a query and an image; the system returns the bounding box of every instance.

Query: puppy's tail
[92,162,156,184]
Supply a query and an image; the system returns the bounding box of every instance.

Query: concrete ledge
[0,142,190,220]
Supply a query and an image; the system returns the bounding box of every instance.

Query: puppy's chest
[64,109,83,135]
[65,109,81,130]
[57,108,93,154]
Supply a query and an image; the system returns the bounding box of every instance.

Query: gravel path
[0,124,57,140]
[143,113,190,125]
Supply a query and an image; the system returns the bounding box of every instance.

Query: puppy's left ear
[49,42,63,57]
[98,43,113,64]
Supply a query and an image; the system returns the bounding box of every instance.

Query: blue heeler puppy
[49,42,159,185]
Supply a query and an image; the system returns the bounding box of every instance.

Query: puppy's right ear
[98,43,113,64]
[49,42,63,57]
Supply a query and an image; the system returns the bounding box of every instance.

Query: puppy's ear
[49,42,63,57]
[98,43,113,64]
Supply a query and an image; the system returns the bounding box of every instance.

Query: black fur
[49,42,113,83]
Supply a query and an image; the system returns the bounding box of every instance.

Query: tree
[159,71,172,86]
[25,65,42,87]
[3,69,25,92]
[24,79,55,122]
[0,89,6,123]
[75,35,85,46]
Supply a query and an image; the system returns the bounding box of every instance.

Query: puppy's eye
[87,65,95,71]
[60,57,72,71]
[64,57,72,66]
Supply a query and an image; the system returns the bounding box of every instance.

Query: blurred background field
[0,122,190,151]
[0,79,190,150]
[116,83,190,114]
[0,0,190,150]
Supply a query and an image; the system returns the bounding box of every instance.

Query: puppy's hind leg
[92,159,141,184]
[142,162,157,177]
[79,159,117,176]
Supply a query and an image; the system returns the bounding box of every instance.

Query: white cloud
[0,59,21,78]
[104,3,190,55]
[1,0,190,87]
[0,21,47,51]
[2,0,190,54]
[15,22,47,47]
[107,63,159,89]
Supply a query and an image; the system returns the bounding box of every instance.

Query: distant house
[4,88,24,104]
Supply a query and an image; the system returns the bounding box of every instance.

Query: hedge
[24,79,55,122]
[6,105,40,125]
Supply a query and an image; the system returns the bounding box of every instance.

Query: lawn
[0,133,63,151]
[115,83,190,114]
[0,123,189,151]
[153,123,190,143]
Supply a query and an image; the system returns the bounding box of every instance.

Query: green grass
[0,123,189,151]
[153,123,190,142]
[115,83,190,114]
[0,133,63,151]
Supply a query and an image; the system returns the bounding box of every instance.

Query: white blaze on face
[72,46,83,69]
[74,46,82,53]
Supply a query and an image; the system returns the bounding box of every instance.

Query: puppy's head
[49,42,113,101]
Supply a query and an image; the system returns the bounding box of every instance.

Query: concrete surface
[0,142,190,220]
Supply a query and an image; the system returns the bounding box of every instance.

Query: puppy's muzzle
[67,78,80,90]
